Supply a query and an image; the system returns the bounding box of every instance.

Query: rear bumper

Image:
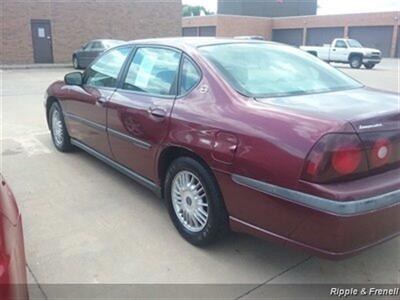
[218,172,400,259]
[232,174,400,216]
[230,205,400,260]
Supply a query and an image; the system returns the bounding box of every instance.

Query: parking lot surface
[1,59,399,298]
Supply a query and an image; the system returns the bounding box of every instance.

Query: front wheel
[364,63,375,69]
[49,102,73,152]
[72,56,80,69]
[165,157,228,246]
[349,56,362,69]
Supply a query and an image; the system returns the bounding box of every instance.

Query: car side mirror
[64,72,83,86]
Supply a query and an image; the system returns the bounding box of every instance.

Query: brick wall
[1,0,182,64]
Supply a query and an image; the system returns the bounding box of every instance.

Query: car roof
[125,37,279,50]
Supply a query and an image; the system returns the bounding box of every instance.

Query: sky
[182,0,400,15]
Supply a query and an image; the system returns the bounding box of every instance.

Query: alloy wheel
[171,170,209,232]
[52,109,64,146]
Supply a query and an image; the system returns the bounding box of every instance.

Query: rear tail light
[370,138,392,168]
[361,131,400,173]
[303,132,400,183]
[302,134,368,183]
[331,145,363,175]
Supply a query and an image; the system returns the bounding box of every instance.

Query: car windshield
[198,43,362,98]
[347,39,363,48]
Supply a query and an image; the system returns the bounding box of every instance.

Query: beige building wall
[216,15,272,40]
[183,15,272,40]
[1,0,182,64]
[272,11,399,28]
[182,11,400,57]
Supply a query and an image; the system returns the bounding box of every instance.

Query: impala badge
[359,123,383,130]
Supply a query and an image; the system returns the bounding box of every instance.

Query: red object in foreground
[0,175,28,300]
[45,38,399,259]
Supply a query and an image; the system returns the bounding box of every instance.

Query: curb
[0,63,72,70]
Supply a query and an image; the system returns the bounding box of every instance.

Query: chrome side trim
[107,128,151,150]
[231,174,400,216]
[64,113,106,132]
[71,138,161,197]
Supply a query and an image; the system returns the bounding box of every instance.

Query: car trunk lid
[256,87,399,176]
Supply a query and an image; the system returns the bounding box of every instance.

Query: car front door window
[83,42,93,51]
[335,40,347,48]
[84,46,132,88]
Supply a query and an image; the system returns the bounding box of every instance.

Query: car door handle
[148,106,166,118]
[96,96,107,106]
[332,48,336,51]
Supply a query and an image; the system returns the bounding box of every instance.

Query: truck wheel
[349,56,362,69]
[364,63,375,69]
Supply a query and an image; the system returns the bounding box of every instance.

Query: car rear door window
[91,41,104,50]
[122,47,181,96]
[84,46,132,88]
[179,57,201,95]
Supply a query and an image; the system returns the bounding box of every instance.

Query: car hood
[256,87,399,133]
[347,47,380,55]
[360,47,381,53]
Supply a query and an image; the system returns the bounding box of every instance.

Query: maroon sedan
[44,38,399,259]
[0,175,28,300]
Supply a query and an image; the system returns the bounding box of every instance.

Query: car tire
[364,63,375,69]
[72,55,80,69]
[349,56,362,69]
[49,102,73,152]
[165,157,229,246]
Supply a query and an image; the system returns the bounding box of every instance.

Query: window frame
[82,45,134,90]
[177,54,203,98]
[118,45,184,99]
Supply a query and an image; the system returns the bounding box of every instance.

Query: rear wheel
[49,102,73,152]
[349,56,362,69]
[364,63,375,69]
[165,157,228,246]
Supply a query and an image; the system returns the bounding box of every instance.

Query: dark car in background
[45,38,399,259]
[72,39,124,69]
[0,174,28,300]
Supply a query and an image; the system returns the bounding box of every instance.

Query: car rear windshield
[198,43,362,98]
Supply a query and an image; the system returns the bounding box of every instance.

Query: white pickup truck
[300,38,381,69]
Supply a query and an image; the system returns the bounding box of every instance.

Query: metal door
[31,20,53,63]
[272,29,303,47]
[348,26,394,57]
[306,27,345,46]
[199,26,216,37]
